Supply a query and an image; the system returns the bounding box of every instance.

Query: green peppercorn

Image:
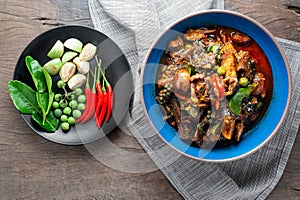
[77,103,85,111]
[60,114,68,122]
[61,122,70,132]
[54,93,62,101]
[69,100,78,109]
[239,77,249,87]
[57,80,66,89]
[54,109,62,118]
[59,99,68,108]
[74,88,83,96]
[52,101,59,109]
[72,110,81,119]
[77,95,86,103]
[158,97,164,104]
[66,93,75,101]
[63,107,72,115]
[68,117,76,125]
[217,66,226,76]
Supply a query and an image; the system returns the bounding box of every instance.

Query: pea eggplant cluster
[51,81,86,132]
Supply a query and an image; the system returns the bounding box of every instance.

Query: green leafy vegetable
[229,84,257,114]
[32,111,59,132]
[25,56,47,93]
[8,80,39,114]
[36,92,49,125]
[35,69,55,125]
[42,68,54,115]
[214,45,222,65]
[186,64,195,76]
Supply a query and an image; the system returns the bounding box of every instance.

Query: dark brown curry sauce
[156,26,273,148]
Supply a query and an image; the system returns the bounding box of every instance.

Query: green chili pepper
[229,84,257,115]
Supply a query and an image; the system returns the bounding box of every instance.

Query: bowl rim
[140,9,291,162]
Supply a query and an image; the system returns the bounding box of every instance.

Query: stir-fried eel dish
[156,26,273,148]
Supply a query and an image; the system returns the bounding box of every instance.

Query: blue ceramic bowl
[141,10,291,162]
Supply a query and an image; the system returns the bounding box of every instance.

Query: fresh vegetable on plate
[76,73,93,123]
[76,67,98,124]
[8,56,59,132]
[63,38,83,53]
[62,51,78,64]
[25,56,47,93]
[32,111,59,132]
[68,74,86,90]
[79,43,97,61]
[51,80,86,132]
[73,57,90,74]
[47,40,64,59]
[43,58,62,76]
[94,56,113,128]
[59,62,76,82]
[8,36,114,133]
[8,80,39,114]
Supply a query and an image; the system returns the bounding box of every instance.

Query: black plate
[14,25,133,145]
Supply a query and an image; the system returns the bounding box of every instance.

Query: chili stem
[96,58,102,83]
[95,56,110,87]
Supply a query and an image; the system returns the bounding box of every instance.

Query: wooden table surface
[1,0,299,199]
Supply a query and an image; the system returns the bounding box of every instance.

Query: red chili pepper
[76,73,92,123]
[93,56,114,128]
[97,83,108,127]
[95,91,103,128]
[80,67,97,124]
[94,58,104,128]
[96,57,113,123]
[105,84,113,122]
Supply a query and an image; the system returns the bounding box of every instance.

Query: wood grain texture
[224,1,300,199]
[0,0,299,199]
[226,0,300,42]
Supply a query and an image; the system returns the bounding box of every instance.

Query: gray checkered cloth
[88,0,300,199]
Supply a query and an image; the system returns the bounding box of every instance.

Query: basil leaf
[36,92,49,125]
[32,111,59,132]
[229,84,256,115]
[8,80,39,114]
[25,56,47,93]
